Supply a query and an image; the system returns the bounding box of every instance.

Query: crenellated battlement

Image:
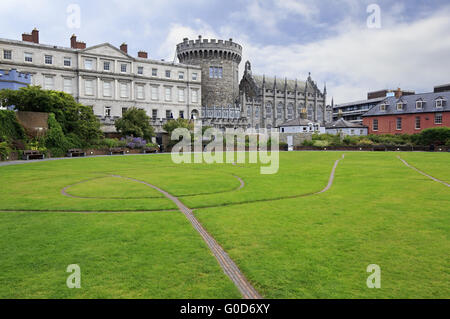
[176,36,242,63]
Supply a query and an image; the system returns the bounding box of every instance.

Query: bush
[313,140,330,147]
[416,127,450,146]
[115,107,155,141]
[302,139,315,147]
[44,113,70,157]
[0,110,25,143]
[121,136,147,149]
[357,138,374,146]
[0,142,11,160]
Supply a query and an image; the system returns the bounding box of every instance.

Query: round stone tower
[176,36,242,108]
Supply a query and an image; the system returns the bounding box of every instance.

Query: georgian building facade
[0,29,202,133]
[239,61,332,130]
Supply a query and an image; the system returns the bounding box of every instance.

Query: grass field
[0,152,448,299]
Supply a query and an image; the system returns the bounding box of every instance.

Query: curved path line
[113,175,262,300]
[397,156,450,187]
[61,175,246,200]
[199,154,345,209]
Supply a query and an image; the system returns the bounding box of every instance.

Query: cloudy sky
[1,0,449,103]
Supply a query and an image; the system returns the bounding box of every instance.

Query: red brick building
[363,91,450,135]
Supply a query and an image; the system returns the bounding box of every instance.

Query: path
[398,156,450,187]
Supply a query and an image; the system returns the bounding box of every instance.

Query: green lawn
[0,152,448,298]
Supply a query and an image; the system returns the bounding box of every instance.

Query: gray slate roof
[334,97,385,108]
[252,75,317,93]
[326,118,366,129]
[363,91,450,117]
[277,117,315,127]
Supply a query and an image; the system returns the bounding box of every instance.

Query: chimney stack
[138,51,148,59]
[22,28,39,44]
[70,34,86,49]
[395,88,402,99]
[120,43,128,54]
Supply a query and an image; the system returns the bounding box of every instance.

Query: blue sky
[1,0,450,103]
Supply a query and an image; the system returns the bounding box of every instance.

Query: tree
[0,86,102,146]
[115,107,155,141]
[163,118,195,147]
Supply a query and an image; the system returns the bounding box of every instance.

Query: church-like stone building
[239,61,332,130]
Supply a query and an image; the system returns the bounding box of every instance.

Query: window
[64,57,71,67]
[152,109,158,119]
[192,73,198,81]
[3,50,12,60]
[152,68,157,76]
[255,107,260,117]
[165,87,172,101]
[166,110,172,119]
[415,116,421,130]
[63,78,72,94]
[179,111,184,119]
[44,76,54,90]
[165,70,171,78]
[121,64,127,73]
[84,59,93,70]
[104,106,111,117]
[103,61,110,71]
[136,85,144,99]
[151,86,159,100]
[416,100,424,109]
[24,52,33,63]
[373,119,379,131]
[178,88,185,102]
[209,67,223,79]
[277,107,282,119]
[396,103,404,111]
[287,107,293,120]
[436,99,444,108]
[380,104,387,111]
[178,72,185,80]
[85,80,94,96]
[396,117,402,130]
[435,113,443,124]
[45,55,53,65]
[120,83,128,98]
[191,89,198,103]
[103,81,112,97]
[138,66,144,75]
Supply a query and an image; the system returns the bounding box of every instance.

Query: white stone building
[0,29,202,133]
[325,118,368,136]
[277,117,326,134]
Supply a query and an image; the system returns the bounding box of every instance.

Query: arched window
[255,106,260,117]
[287,104,294,120]
[277,103,283,119]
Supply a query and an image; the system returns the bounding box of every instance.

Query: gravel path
[398,156,450,187]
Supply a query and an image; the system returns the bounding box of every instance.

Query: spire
[331,97,334,107]
[295,79,298,90]
[284,77,287,89]
[324,82,327,95]
[273,76,277,89]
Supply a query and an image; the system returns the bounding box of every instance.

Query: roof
[326,118,366,128]
[277,117,316,127]
[334,97,385,108]
[250,75,321,94]
[363,91,450,117]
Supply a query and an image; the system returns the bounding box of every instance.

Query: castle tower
[176,36,242,108]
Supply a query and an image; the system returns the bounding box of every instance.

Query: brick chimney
[138,51,148,59]
[395,88,402,99]
[120,43,128,54]
[22,28,39,44]
[70,34,86,49]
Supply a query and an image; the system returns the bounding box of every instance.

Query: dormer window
[396,102,404,111]
[380,103,387,111]
[416,100,424,109]
[435,98,445,108]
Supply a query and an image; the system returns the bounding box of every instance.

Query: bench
[142,147,158,154]
[109,148,126,156]
[66,149,86,158]
[22,150,45,160]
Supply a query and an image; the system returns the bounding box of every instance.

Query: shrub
[0,142,11,160]
[416,127,450,146]
[302,139,315,147]
[115,107,155,141]
[357,138,374,146]
[0,110,25,143]
[44,113,70,157]
[313,140,330,147]
[122,136,147,149]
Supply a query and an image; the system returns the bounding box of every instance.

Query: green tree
[0,86,102,146]
[44,113,70,157]
[163,118,194,147]
[115,107,155,141]
[417,127,450,146]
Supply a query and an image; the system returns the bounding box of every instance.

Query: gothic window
[287,105,294,120]
[255,106,260,117]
